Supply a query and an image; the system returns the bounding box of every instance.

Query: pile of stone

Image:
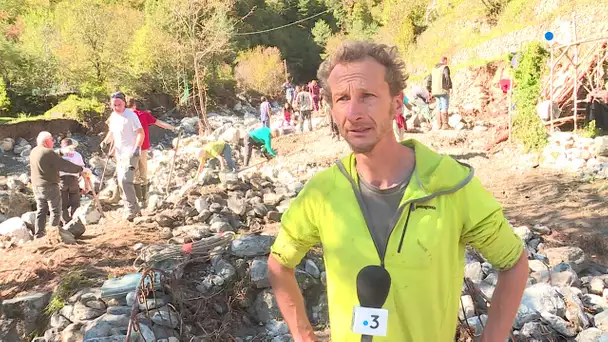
[539,133,608,178]
[0,234,326,342]
[0,137,33,158]
[463,223,608,340]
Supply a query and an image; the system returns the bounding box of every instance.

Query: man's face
[327,57,403,154]
[111,98,125,113]
[44,137,54,148]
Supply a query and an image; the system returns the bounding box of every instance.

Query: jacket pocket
[393,209,440,269]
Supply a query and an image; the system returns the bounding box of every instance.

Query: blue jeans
[222,145,237,171]
[435,94,449,112]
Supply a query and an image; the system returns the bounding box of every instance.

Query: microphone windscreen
[356,265,391,309]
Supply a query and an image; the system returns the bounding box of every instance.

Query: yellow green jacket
[271,139,523,341]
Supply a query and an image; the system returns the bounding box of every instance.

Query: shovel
[165,127,183,196]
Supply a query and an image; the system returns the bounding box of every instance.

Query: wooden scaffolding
[540,12,608,132]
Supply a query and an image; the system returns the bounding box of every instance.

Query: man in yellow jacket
[268,41,528,342]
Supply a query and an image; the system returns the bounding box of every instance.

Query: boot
[141,183,149,208]
[134,183,143,203]
[441,112,450,130]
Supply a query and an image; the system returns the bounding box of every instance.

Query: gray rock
[20,211,36,229]
[99,313,130,327]
[514,226,533,241]
[532,224,551,235]
[6,177,25,191]
[0,217,32,243]
[63,217,86,238]
[73,201,102,225]
[64,301,104,321]
[43,328,59,341]
[125,292,169,311]
[209,202,222,213]
[561,286,591,329]
[210,221,233,232]
[458,295,475,320]
[1,292,51,336]
[230,235,275,257]
[149,306,180,329]
[551,269,581,287]
[521,321,557,340]
[271,335,293,342]
[0,191,30,218]
[582,294,608,313]
[513,302,541,329]
[194,198,208,214]
[276,199,291,213]
[253,289,283,323]
[464,262,484,283]
[595,310,608,332]
[520,283,565,317]
[250,259,270,288]
[0,319,23,342]
[304,259,320,279]
[84,320,113,339]
[595,136,608,157]
[576,327,608,341]
[253,203,269,217]
[151,324,179,340]
[266,211,282,222]
[60,323,85,342]
[541,312,577,337]
[528,259,548,273]
[265,319,289,337]
[263,193,283,206]
[50,313,71,329]
[227,195,247,216]
[590,277,605,295]
[542,246,588,273]
[212,257,237,282]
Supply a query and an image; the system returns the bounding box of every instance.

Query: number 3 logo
[369,315,380,329]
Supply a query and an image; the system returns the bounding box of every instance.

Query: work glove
[132,146,141,157]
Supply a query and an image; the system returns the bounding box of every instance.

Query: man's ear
[393,91,404,118]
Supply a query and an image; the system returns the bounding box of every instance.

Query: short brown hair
[127,98,137,108]
[317,41,408,104]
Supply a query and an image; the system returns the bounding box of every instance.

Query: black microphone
[356,265,391,341]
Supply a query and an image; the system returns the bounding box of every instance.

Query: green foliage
[312,19,332,47]
[235,46,285,97]
[44,271,96,316]
[45,95,105,124]
[511,42,550,151]
[0,78,9,112]
[579,121,599,139]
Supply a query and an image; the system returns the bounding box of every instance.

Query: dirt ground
[1,121,607,339]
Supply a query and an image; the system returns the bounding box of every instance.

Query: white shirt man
[101,92,145,221]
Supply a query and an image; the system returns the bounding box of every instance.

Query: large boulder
[63,217,86,238]
[1,292,51,337]
[0,217,32,244]
[229,235,275,257]
[595,136,608,157]
[0,138,15,152]
[73,201,102,225]
[542,246,588,273]
[20,211,36,229]
[0,191,31,218]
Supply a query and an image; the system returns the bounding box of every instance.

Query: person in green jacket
[243,126,278,166]
[267,41,528,342]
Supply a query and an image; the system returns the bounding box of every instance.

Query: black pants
[243,136,266,167]
[60,175,80,224]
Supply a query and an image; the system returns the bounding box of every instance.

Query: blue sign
[544,31,554,41]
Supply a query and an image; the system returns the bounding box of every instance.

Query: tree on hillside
[54,0,143,94]
[235,46,286,97]
[144,0,235,132]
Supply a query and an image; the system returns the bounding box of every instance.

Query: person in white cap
[100,91,145,221]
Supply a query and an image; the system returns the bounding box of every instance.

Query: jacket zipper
[396,204,414,253]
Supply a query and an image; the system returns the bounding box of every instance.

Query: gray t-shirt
[358,173,411,259]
